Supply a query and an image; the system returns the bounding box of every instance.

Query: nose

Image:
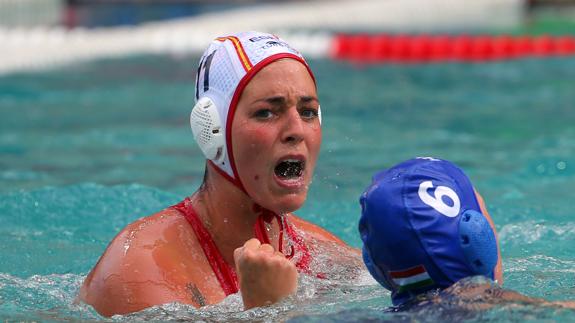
[281,108,304,145]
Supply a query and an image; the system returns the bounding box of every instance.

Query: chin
[269,193,307,214]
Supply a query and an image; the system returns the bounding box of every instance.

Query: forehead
[241,59,316,99]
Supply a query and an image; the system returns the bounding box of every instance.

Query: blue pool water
[1,54,575,321]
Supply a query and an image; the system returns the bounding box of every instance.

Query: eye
[253,109,274,120]
[299,107,319,120]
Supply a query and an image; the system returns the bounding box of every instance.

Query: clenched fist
[234,238,298,309]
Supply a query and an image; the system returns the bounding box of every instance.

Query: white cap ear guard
[190,31,317,181]
[190,97,226,163]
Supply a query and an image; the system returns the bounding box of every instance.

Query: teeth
[275,159,304,179]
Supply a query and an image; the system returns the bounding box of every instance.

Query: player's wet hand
[234,238,298,309]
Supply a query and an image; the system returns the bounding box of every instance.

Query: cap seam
[403,161,451,289]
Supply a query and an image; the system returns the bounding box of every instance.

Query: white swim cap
[190,31,316,191]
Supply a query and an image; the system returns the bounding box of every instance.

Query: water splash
[0,273,101,321]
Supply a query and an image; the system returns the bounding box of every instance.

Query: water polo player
[359,157,502,307]
[79,31,360,317]
[359,157,575,310]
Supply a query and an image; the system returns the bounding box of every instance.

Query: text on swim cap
[418,181,461,217]
[249,35,278,42]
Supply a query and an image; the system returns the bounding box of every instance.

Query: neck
[191,162,281,265]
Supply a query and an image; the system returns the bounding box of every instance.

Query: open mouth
[274,159,305,180]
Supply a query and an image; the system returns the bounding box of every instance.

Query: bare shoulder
[289,215,344,243]
[80,208,222,316]
[289,214,362,278]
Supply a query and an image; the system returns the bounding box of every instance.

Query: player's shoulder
[99,208,184,256]
[290,214,347,245]
[79,207,206,316]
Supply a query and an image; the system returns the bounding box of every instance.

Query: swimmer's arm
[79,217,205,317]
[550,300,575,309]
[487,286,575,309]
[442,281,575,310]
[80,266,194,317]
[501,290,575,309]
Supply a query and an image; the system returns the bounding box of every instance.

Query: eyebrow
[253,95,318,106]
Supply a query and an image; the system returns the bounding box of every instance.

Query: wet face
[231,59,321,214]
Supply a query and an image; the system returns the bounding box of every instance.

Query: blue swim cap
[359,157,498,306]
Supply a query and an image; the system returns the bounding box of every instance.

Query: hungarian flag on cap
[390,265,435,293]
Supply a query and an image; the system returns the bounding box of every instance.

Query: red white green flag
[389,265,434,293]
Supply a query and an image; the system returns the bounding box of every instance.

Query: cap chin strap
[252,204,295,258]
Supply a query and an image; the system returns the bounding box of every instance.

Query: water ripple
[499,221,575,245]
[0,272,101,321]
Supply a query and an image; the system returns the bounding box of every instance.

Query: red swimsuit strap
[284,216,313,274]
[171,198,239,295]
[172,198,314,296]
[253,205,312,274]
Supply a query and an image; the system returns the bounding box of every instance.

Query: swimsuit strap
[172,198,314,296]
[284,215,313,274]
[171,198,239,295]
[253,205,294,257]
[253,204,312,274]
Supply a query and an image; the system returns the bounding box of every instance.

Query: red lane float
[332,34,575,63]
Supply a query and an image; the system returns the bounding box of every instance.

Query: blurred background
[1,0,574,73]
[1,0,575,321]
[0,0,573,29]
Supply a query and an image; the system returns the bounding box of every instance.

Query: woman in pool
[359,157,575,310]
[79,31,360,317]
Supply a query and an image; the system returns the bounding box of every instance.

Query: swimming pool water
[1,54,575,321]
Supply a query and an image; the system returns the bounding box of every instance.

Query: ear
[474,189,503,285]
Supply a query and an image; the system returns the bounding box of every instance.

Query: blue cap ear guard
[459,209,498,277]
[358,157,499,306]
